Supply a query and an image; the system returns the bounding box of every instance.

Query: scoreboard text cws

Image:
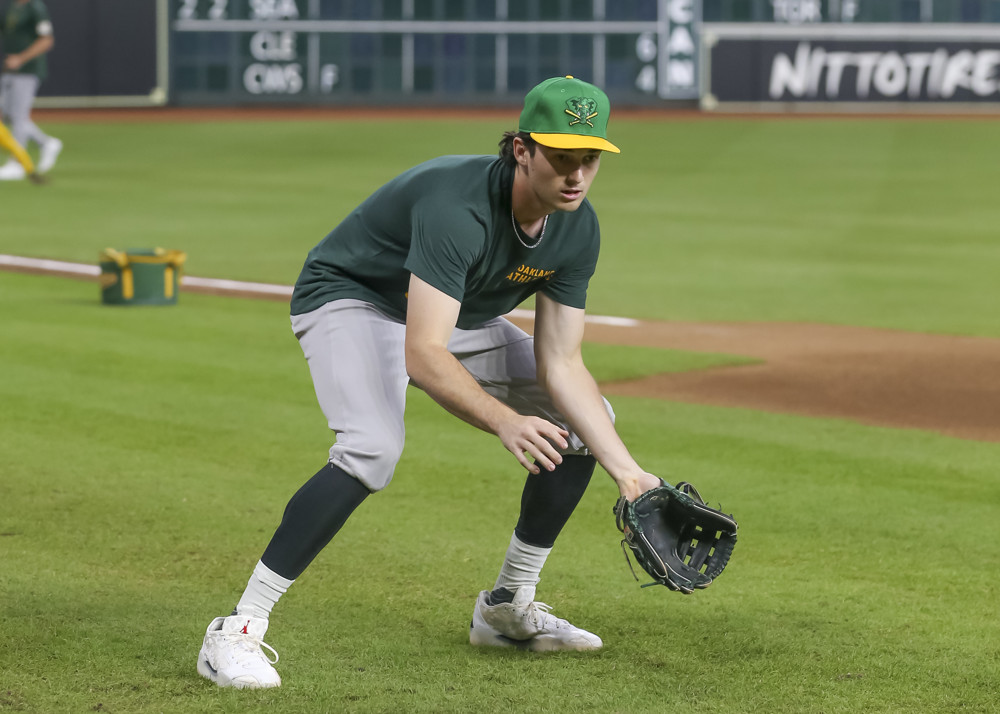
[175,0,328,96]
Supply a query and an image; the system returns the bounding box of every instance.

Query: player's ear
[513,137,530,167]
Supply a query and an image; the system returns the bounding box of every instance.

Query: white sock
[235,560,294,620]
[493,533,551,594]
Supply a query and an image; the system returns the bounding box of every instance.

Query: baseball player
[0,0,62,181]
[197,76,662,689]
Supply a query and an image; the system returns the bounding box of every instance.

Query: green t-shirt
[1,0,51,81]
[291,155,601,329]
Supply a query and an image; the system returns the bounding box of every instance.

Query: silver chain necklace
[511,208,548,249]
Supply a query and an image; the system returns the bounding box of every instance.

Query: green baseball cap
[518,75,621,154]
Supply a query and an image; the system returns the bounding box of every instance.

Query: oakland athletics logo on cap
[518,76,621,153]
[565,98,599,128]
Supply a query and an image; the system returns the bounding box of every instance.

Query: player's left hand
[616,472,662,502]
[4,55,24,71]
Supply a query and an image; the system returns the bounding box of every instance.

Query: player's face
[523,144,602,212]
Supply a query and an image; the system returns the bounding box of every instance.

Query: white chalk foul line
[0,254,293,297]
[181,275,293,297]
[0,254,639,327]
[506,308,639,327]
[0,254,100,276]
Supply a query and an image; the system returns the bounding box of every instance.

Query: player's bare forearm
[3,36,53,70]
[534,293,659,500]
[539,356,658,500]
[406,340,568,473]
[405,274,568,473]
[406,338,513,434]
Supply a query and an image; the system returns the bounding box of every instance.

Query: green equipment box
[99,248,187,306]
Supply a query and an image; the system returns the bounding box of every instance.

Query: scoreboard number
[177,0,197,20]
[177,0,228,20]
[209,0,229,20]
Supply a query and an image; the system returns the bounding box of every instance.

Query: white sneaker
[469,586,603,652]
[197,615,281,689]
[37,138,63,174]
[0,160,26,181]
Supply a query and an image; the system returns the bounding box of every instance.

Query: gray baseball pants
[0,73,51,147]
[291,298,613,492]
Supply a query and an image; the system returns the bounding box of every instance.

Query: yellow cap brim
[529,132,621,154]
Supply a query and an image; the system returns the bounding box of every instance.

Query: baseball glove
[614,480,737,593]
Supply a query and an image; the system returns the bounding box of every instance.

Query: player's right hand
[496,415,569,474]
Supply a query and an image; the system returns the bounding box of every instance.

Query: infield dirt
[509,317,1000,445]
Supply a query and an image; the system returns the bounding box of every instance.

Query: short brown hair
[498,131,537,168]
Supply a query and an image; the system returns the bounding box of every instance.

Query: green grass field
[2,115,999,713]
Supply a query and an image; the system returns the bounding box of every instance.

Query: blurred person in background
[0,0,61,181]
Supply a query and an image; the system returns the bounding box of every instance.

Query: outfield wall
[33,0,165,108]
[26,0,1000,112]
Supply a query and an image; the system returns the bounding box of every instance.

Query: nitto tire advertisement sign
[708,37,1000,103]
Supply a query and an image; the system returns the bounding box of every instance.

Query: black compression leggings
[514,454,596,549]
[260,462,370,580]
[260,454,596,579]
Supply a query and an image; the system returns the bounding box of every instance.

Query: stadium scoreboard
[169,0,702,105]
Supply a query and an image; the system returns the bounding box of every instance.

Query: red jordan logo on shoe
[241,621,250,635]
